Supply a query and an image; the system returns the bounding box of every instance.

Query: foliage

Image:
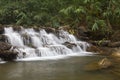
[0,0,120,32]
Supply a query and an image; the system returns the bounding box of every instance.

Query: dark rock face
[0,25,4,34]
[0,50,18,61]
[111,30,120,42]
[0,35,7,42]
[76,26,89,40]
[0,42,18,61]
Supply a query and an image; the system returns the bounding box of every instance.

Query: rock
[84,58,112,71]
[108,41,120,47]
[33,26,40,32]
[89,40,110,46]
[86,30,108,40]
[13,26,22,32]
[0,35,7,42]
[87,45,102,53]
[78,36,89,41]
[0,25,4,34]
[111,30,120,42]
[44,27,56,33]
[74,26,90,40]
[97,47,114,55]
[63,42,77,49]
[76,26,88,36]
[0,42,18,61]
[87,44,115,55]
[0,50,18,61]
[58,25,70,31]
[98,58,112,68]
[0,42,11,51]
[111,49,120,57]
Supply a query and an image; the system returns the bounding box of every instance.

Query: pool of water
[0,56,119,80]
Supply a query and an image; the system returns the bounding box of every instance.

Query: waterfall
[4,27,91,60]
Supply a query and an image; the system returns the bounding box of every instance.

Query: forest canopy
[0,0,120,31]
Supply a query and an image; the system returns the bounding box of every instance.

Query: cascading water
[4,27,91,61]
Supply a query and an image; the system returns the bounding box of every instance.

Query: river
[0,56,118,80]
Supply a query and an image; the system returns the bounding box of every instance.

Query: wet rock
[0,42,11,51]
[13,26,23,32]
[0,50,18,61]
[108,41,120,47]
[0,35,7,42]
[0,42,18,61]
[63,42,77,49]
[98,58,112,68]
[84,58,112,71]
[0,25,4,34]
[33,26,40,32]
[43,27,56,33]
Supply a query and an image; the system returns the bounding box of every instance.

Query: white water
[4,27,91,61]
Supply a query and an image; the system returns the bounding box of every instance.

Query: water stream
[4,27,91,61]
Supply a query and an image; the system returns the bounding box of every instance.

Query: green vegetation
[0,0,120,32]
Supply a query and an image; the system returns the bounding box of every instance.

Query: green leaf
[92,22,99,31]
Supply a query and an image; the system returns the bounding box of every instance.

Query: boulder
[63,42,77,49]
[0,35,7,42]
[0,50,18,61]
[84,58,112,71]
[0,25,4,34]
[0,42,18,61]
[0,42,11,51]
[43,27,56,33]
[13,26,22,32]
[98,58,112,68]
[87,45,102,53]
